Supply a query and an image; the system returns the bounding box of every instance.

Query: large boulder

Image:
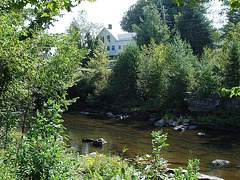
[185,92,220,112]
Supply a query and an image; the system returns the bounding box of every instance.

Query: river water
[62,112,240,180]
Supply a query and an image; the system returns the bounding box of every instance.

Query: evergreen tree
[133,4,170,47]
[222,6,240,37]
[174,4,214,55]
[224,39,240,88]
[167,33,198,107]
[221,23,240,88]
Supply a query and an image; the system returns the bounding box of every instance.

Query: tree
[174,3,214,55]
[221,24,240,88]
[0,7,87,178]
[122,0,213,54]
[167,33,198,107]
[194,47,222,98]
[0,0,95,17]
[110,43,141,101]
[157,0,240,9]
[222,6,240,36]
[133,4,170,47]
[66,10,102,66]
[137,40,171,106]
[86,45,111,105]
[121,0,146,32]
[1,0,95,40]
[121,0,181,32]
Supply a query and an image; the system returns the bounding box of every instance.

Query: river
[62,112,240,180]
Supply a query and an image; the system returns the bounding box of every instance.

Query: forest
[0,0,240,179]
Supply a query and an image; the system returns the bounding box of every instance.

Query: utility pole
[162,5,166,25]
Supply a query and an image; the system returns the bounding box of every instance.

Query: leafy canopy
[0,0,96,17]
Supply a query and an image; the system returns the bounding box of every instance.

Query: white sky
[48,0,138,34]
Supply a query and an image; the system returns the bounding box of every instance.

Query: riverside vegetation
[0,0,240,179]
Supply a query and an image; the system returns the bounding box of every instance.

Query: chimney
[108,24,112,30]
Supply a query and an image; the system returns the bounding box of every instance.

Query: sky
[48,0,138,34]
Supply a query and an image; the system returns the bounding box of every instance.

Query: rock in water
[212,159,230,166]
[82,138,94,142]
[93,138,107,146]
[154,119,165,127]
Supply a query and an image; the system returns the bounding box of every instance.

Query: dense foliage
[121,0,214,55]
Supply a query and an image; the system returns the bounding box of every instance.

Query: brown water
[62,113,240,180]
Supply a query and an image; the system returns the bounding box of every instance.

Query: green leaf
[93,172,102,179]
[122,147,129,154]
[41,13,49,18]
[121,167,125,175]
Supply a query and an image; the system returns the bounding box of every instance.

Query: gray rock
[183,122,189,126]
[198,173,224,180]
[166,168,224,180]
[149,117,157,122]
[93,138,107,146]
[185,92,220,112]
[168,120,179,127]
[188,125,197,130]
[182,118,190,124]
[197,132,206,136]
[106,112,115,118]
[174,125,187,132]
[116,114,130,119]
[154,119,165,127]
[212,159,230,166]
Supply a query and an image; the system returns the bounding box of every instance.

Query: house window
[119,45,121,49]
[107,35,110,42]
[107,46,110,51]
[112,45,115,51]
[101,36,104,43]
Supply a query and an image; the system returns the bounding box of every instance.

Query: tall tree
[66,10,102,66]
[121,0,146,32]
[222,1,240,36]
[221,23,240,88]
[167,33,198,107]
[121,0,181,32]
[133,4,170,47]
[174,3,214,55]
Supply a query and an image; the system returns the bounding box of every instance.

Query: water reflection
[63,113,240,180]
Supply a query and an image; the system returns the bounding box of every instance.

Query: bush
[109,43,141,102]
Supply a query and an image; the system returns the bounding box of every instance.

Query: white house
[98,24,136,56]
